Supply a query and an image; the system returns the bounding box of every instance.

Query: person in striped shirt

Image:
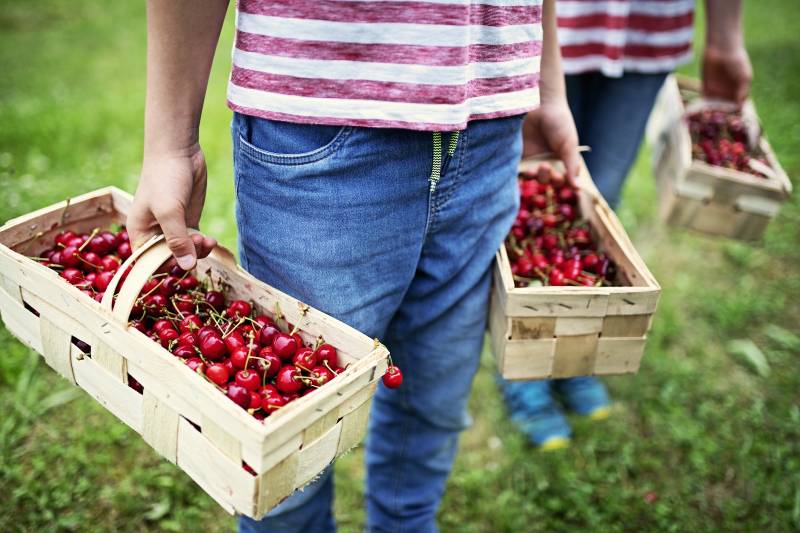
[502,0,752,450]
[128,0,579,531]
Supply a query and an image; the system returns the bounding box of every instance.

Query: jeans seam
[238,125,354,166]
[428,128,468,236]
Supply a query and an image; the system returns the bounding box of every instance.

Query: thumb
[155,208,197,270]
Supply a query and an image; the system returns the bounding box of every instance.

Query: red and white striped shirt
[227,0,543,131]
[557,0,694,77]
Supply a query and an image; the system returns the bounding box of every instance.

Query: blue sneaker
[500,379,572,449]
[553,376,611,419]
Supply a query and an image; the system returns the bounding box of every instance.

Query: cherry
[235,370,260,391]
[178,274,199,291]
[99,255,121,272]
[159,275,180,297]
[199,333,228,361]
[158,327,179,348]
[292,347,317,369]
[275,365,303,393]
[179,314,203,332]
[61,268,84,285]
[224,330,246,353]
[548,269,566,286]
[55,230,77,247]
[61,245,81,268]
[185,357,205,373]
[144,293,167,314]
[259,384,280,398]
[259,323,281,346]
[316,344,338,367]
[256,348,282,378]
[382,365,403,389]
[93,271,115,292]
[272,333,298,361]
[129,319,147,334]
[173,293,195,314]
[310,365,334,386]
[117,241,132,259]
[282,393,300,404]
[261,394,286,413]
[206,363,230,386]
[227,300,252,320]
[248,391,262,410]
[226,384,251,409]
[253,315,273,330]
[177,331,197,348]
[197,325,219,342]
[172,344,196,358]
[205,290,225,312]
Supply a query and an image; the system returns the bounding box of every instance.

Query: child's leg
[364,116,525,531]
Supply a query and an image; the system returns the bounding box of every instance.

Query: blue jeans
[500,72,667,436]
[566,71,668,208]
[233,112,523,532]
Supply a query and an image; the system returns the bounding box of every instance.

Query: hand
[128,145,216,270]
[702,44,752,105]
[522,99,580,180]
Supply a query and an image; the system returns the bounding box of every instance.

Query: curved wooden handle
[101,234,173,324]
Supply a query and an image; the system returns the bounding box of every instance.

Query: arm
[128,0,229,269]
[702,0,752,105]
[522,0,580,178]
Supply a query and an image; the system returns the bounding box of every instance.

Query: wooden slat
[501,339,555,380]
[39,315,76,384]
[202,414,243,464]
[295,421,343,489]
[594,337,647,375]
[177,417,257,517]
[92,341,127,383]
[554,317,603,337]
[256,453,299,517]
[337,397,373,455]
[602,314,652,338]
[71,346,144,432]
[0,285,43,353]
[551,334,599,378]
[142,390,180,463]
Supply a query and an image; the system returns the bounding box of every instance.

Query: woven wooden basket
[0,187,389,518]
[489,160,660,380]
[650,75,792,241]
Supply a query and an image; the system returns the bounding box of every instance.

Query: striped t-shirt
[227,0,543,131]
[557,0,694,77]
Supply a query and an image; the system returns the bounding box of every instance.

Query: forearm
[538,0,566,105]
[144,0,229,157]
[705,0,744,50]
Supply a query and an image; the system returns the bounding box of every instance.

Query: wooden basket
[650,75,792,241]
[489,160,660,380]
[0,187,389,518]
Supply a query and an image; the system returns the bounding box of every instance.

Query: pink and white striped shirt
[557,0,694,77]
[227,0,543,131]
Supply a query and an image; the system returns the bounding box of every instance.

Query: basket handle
[100,234,173,323]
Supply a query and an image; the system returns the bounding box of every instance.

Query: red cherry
[282,393,300,404]
[229,348,250,370]
[259,384,280,398]
[235,370,260,392]
[144,293,168,314]
[93,271,115,292]
[185,357,205,373]
[159,276,180,297]
[248,391,262,410]
[61,268,84,285]
[316,344,338,368]
[129,319,147,334]
[158,327,179,348]
[180,314,203,333]
[253,315,273,330]
[172,344,196,359]
[197,325,219,342]
[117,241,132,260]
[310,365,334,386]
[272,333,298,361]
[275,365,303,393]
[548,269,566,286]
[81,251,102,270]
[60,245,81,268]
[55,230,77,247]
[259,323,281,346]
[292,347,317,369]
[224,330,246,353]
[261,394,286,413]
[558,187,577,204]
[172,293,195,314]
[226,384,250,409]
[177,331,197,348]
[178,275,199,291]
[205,291,225,312]
[199,334,228,361]
[153,319,173,332]
[226,299,252,320]
[382,365,403,389]
[206,363,230,386]
[100,255,121,273]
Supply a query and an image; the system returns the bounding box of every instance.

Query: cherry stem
[77,228,99,252]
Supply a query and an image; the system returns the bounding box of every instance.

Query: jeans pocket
[235,112,353,166]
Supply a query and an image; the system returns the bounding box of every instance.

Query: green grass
[1,1,799,531]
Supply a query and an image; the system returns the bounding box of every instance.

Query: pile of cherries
[36,226,403,422]
[507,163,617,288]
[687,108,771,177]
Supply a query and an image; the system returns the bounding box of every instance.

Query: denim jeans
[232,112,524,532]
[566,71,669,208]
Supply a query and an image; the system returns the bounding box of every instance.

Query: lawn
[1,1,799,531]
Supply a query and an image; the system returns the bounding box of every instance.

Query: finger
[127,202,158,250]
[559,140,581,186]
[154,208,198,271]
[189,232,217,260]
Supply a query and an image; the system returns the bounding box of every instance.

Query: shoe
[500,379,572,448]
[553,376,611,417]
